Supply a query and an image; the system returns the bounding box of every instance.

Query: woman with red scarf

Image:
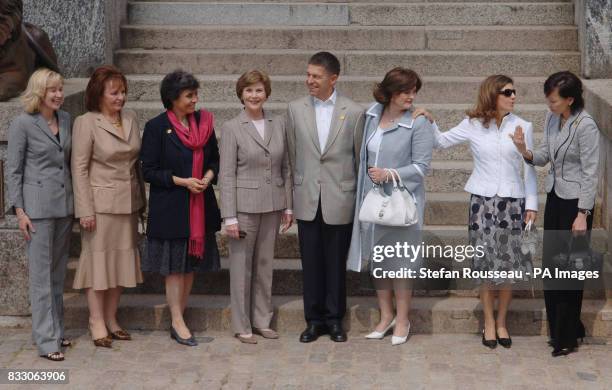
[140,70,221,346]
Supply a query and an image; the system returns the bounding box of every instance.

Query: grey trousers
[229,211,281,335]
[26,217,72,355]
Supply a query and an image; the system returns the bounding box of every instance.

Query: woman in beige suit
[219,70,293,343]
[71,65,146,348]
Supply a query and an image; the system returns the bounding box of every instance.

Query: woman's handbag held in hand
[359,168,418,227]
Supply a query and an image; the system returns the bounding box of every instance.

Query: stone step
[63,257,608,299]
[67,225,609,266]
[121,25,578,51]
[127,101,552,134]
[124,75,549,104]
[133,0,572,3]
[127,2,574,26]
[61,293,612,336]
[115,49,581,77]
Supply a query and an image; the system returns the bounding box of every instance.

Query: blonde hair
[466,74,513,128]
[20,68,64,114]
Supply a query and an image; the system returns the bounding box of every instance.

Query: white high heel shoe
[365,318,396,339]
[391,321,411,346]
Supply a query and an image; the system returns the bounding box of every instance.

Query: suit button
[37,181,41,184]
[59,166,63,170]
[266,179,271,184]
[59,147,63,152]
[61,184,64,188]
[265,152,270,157]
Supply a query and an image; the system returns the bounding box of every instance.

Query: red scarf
[166,109,214,259]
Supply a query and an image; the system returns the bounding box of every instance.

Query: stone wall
[23,0,128,77]
[575,0,612,78]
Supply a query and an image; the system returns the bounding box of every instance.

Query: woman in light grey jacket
[219,70,293,344]
[6,68,73,361]
[347,67,434,346]
[510,71,600,357]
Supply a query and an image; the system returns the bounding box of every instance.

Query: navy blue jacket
[140,111,221,240]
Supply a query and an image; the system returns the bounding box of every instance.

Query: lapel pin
[340,115,345,120]
[166,129,172,134]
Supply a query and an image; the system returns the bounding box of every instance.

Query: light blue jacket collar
[365,102,414,129]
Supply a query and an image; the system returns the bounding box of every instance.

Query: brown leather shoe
[109,329,132,340]
[93,335,112,348]
[236,334,258,344]
[253,328,279,339]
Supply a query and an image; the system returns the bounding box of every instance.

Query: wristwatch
[578,209,592,216]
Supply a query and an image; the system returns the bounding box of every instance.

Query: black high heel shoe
[482,330,497,349]
[552,346,575,357]
[496,329,512,348]
[170,327,198,347]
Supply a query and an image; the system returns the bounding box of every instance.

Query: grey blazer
[286,93,365,225]
[219,110,292,217]
[6,110,74,218]
[529,110,600,210]
[347,103,434,271]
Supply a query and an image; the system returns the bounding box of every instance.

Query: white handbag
[358,168,418,227]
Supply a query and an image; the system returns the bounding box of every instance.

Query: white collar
[366,102,414,129]
[313,89,337,106]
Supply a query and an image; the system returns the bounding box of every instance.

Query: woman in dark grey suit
[219,70,293,343]
[510,71,601,357]
[6,68,74,361]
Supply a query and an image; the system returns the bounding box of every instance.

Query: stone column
[23,0,129,77]
[575,0,612,79]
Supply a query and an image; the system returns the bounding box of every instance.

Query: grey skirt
[469,194,532,284]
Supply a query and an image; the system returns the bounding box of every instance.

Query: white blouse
[433,113,538,211]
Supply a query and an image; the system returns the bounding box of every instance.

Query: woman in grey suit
[510,71,600,357]
[219,70,293,343]
[347,67,434,346]
[7,68,74,361]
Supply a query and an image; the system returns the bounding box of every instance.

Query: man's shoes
[329,324,347,343]
[299,324,328,343]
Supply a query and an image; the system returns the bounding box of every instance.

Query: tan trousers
[229,211,281,335]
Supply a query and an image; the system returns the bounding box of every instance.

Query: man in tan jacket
[286,52,365,343]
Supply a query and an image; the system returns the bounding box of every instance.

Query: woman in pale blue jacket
[347,67,434,346]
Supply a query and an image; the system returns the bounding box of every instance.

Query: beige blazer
[219,110,292,218]
[286,94,365,224]
[71,109,146,218]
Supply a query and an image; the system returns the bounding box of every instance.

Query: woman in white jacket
[419,75,538,349]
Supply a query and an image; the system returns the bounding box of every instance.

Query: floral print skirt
[469,194,532,285]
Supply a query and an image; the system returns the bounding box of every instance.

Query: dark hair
[308,51,341,76]
[373,67,422,106]
[160,70,200,109]
[85,65,128,112]
[236,69,272,104]
[543,71,584,114]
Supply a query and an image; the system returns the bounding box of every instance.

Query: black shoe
[547,339,556,347]
[329,324,347,343]
[170,327,198,346]
[552,346,575,357]
[482,330,497,349]
[299,324,327,343]
[497,335,512,348]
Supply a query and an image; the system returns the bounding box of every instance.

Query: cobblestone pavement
[0,329,609,390]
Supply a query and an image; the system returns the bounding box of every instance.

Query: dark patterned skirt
[142,234,220,276]
[469,194,532,284]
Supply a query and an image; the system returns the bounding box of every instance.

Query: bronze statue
[0,0,58,101]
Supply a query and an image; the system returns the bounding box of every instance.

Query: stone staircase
[60,0,611,336]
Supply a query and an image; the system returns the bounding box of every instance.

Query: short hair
[373,67,422,106]
[544,71,584,114]
[85,65,128,112]
[235,70,272,104]
[20,68,64,114]
[160,70,200,109]
[467,74,514,128]
[308,51,341,76]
